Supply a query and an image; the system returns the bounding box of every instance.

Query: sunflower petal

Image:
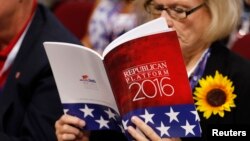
[204,111,212,119]
[218,111,225,117]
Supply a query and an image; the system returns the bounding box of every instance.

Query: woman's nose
[161,11,174,28]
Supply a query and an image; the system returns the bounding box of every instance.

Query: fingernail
[79,120,85,127]
[131,116,136,122]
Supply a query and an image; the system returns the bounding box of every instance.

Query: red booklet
[44,17,201,140]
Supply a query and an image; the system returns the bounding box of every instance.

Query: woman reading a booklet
[55,0,250,141]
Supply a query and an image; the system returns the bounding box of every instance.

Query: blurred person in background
[82,0,151,54]
[0,0,80,140]
[234,0,250,38]
[225,0,250,48]
[225,0,250,60]
[238,0,250,36]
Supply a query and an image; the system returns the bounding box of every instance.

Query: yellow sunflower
[193,71,237,119]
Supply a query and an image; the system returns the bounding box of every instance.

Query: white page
[44,42,119,113]
[102,17,171,57]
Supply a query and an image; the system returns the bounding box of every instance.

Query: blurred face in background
[0,0,20,27]
[0,0,23,48]
[0,0,33,43]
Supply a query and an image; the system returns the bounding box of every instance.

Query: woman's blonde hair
[143,0,242,43]
[204,0,242,43]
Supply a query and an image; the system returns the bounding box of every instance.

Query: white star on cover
[140,109,155,124]
[165,107,179,123]
[118,124,126,133]
[191,110,200,121]
[181,120,196,136]
[156,122,170,137]
[105,108,116,119]
[63,109,69,114]
[190,111,202,133]
[80,104,94,118]
[95,116,109,129]
[122,119,129,130]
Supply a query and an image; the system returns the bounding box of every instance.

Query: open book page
[44,42,122,131]
[102,17,171,57]
[104,31,201,139]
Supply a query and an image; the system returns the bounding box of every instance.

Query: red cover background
[104,31,194,116]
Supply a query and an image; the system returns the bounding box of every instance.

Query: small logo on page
[80,74,98,90]
[80,74,96,83]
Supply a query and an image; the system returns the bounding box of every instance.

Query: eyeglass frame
[145,1,206,21]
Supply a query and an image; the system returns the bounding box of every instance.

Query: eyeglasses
[145,2,206,21]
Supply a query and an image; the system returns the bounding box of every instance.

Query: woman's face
[153,0,211,55]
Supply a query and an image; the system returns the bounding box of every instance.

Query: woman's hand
[127,116,181,141]
[55,114,90,141]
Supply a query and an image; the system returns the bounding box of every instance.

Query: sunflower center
[206,88,226,107]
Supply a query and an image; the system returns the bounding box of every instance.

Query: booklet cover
[44,17,201,140]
